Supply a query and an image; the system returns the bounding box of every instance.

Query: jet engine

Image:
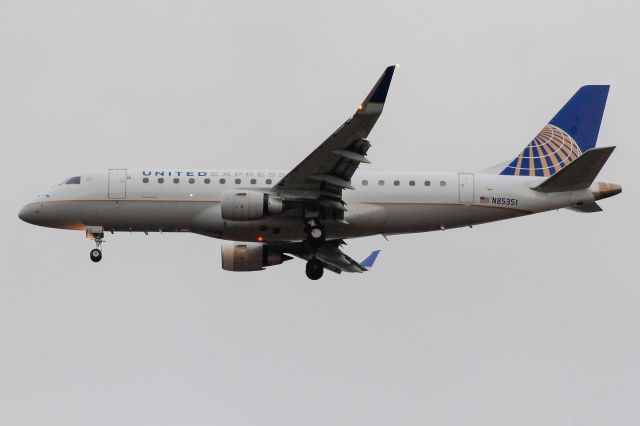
[221,190,284,221]
[221,241,292,271]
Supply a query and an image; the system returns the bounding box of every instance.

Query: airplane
[18,65,621,280]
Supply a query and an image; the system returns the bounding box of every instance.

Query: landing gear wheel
[305,258,324,280]
[90,248,102,263]
[306,224,326,248]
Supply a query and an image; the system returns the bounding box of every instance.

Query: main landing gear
[86,226,104,263]
[305,219,325,249]
[304,218,326,280]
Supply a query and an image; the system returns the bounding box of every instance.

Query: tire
[90,248,102,263]
[305,258,324,280]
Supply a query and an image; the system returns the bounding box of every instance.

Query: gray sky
[1,0,639,424]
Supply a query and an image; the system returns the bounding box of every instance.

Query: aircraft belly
[198,202,527,241]
[32,200,213,232]
[100,201,210,231]
[372,203,526,235]
[196,215,305,241]
[191,202,386,242]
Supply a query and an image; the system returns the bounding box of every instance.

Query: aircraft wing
[272,240,381,274]
[274,66,397,212]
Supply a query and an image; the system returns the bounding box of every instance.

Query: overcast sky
[1,0,639,425]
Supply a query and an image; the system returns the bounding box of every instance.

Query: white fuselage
[19,169,598,242]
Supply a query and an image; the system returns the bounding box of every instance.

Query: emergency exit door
[108,169,127,199]
[458,173,474,204]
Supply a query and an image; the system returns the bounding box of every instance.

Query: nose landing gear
[86,226,105,263]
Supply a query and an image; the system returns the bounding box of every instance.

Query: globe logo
[503,124,582,176]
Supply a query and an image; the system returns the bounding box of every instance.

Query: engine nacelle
[221,190,283,221]
[221,241,291,271]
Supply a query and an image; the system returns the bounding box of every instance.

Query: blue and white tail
[499,85,609,177]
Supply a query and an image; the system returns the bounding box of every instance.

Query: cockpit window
[65,176,81,184]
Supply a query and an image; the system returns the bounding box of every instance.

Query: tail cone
[592,182,622,200]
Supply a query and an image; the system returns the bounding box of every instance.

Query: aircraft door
[458,173,474,204]
[108,169,127,199]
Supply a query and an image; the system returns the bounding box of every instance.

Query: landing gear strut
[86,226,104,263]
[305,219,325,249]
[305,258,324,280]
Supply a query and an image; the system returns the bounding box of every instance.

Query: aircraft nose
[18,204,37,224]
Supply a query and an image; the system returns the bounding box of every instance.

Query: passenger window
[189,178,195,184]
[250,178,257,184]
[204,178,211,184]
[378,180,385,186]
[219,178,226,184]
[409,180,415,186]
[266,179,272,185]
[65,176,81,184]
[158,178,164,183]
[362,180,368,186]
[235,178,241,184]
[440,180,446,187]
[142,177,149,183]
[394,180,400,186]
[424,180,431,186]
[173,178,179,184]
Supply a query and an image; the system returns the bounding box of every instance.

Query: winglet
[360,250,381,269]
[358,66,397,114]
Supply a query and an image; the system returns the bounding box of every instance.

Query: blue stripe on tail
[549,85,609,152]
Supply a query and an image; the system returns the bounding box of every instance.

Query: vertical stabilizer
[500,85,609,177]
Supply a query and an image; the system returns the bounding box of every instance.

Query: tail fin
[500,85,610,177]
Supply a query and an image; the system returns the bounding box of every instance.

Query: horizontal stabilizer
[532,146,615,193]
[566,202,603,213]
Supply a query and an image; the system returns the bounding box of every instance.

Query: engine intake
[221,241,292,271]
[221,190,283,221]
